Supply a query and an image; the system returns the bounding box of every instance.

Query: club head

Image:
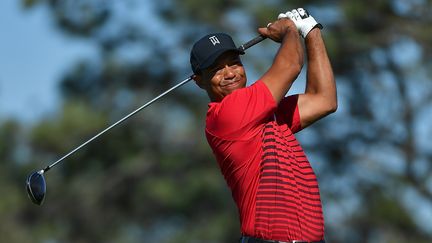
[26,170,46,205]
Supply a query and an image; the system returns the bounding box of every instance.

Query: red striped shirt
[205,80,324,242]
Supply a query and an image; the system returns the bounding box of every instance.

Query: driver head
[26,170,46,205]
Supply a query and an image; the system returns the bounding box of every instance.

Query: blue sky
[0,0,309,125]
[0,0,304,124]
[0,0,96,123]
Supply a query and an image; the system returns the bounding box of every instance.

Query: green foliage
[6,0,432,242]
[180,0,240,23]
[31,101,107,153]
[0,120,20,162]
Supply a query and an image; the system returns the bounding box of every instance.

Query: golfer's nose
[223,65,235,78]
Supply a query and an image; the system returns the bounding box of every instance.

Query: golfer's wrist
[282,24,300,41]
[304,27,322,41]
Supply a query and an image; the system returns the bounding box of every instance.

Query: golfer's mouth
[221,79,241,88]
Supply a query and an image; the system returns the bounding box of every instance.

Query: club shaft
[238,35,266,52]
[42,34,267,173]
[44,76,193,172]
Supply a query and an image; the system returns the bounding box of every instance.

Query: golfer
[190,8,336,243]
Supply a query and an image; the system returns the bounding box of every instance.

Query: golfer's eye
[210,66,222,73]
[228,56,241,66]
[228,63,240,68]
[215,64,239,75]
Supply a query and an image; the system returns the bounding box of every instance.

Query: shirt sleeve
[275,94,302,133]
[206,80,277,140]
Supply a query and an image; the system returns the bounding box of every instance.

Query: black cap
[190,33,244,74]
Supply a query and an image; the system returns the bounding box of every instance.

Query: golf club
[26,34,267,205]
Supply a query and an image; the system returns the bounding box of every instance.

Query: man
[190,8,336,243]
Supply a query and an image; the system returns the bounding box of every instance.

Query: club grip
[238,35,267,52]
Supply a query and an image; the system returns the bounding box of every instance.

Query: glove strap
[314,23,324,30]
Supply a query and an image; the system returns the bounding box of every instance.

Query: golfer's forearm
[263,28,303,102]
[273,29,304,80]
[305,29,337,109]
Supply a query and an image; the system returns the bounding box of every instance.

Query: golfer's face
[204,52,246,101]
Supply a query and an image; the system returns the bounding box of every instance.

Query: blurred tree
[4,0,431,242]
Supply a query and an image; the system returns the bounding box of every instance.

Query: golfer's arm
[260,25,304,103]
[297,29,337,128]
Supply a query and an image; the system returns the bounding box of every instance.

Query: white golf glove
[278,8,322,38]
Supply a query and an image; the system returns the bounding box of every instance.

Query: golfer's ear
[193,74,206,89]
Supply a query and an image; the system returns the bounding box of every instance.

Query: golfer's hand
[278,8,322,38]
[258,18,298,43]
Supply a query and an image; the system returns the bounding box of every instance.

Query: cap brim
[198,48,244,72]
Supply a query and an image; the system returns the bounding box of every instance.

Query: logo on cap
[209,36,220,46]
